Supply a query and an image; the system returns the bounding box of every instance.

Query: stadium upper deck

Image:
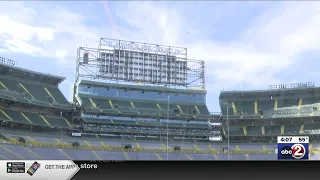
[74,79,215,142]
[219,85,320,119]
[219,84,320,142]
[0,62,71,109]
[0,59,73,129]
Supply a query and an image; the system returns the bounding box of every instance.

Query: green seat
[0,109,9,120]
[23,112,48,126]
[258,100,274,111]
[46,87,69,105]
[85,118,112,124]
[112,99,131,107]
[186,123,208,129]
[21,83,49,102]
[238,101,255,115]
[0,78,22,93]
[0,90,15,101]
[284,124,300,135]
[161,122,184,128]
[93,98,111,109]
[157,102,169,109]
[120,108,139,115]
[137,121,160,126]
[304,124,320,134]
[45,116,70,128]
[278,99,298,108]
[247,126,262,136]
[220,103,233,117]
[197,105,210,115]
[133,101,158,109]
[79,96,92,107]
[113,120,136,125]
[178,104,193,114]
[228,126,243,136]
[3,109,30,124]
[264,125,281,136]
[302,97,315,105]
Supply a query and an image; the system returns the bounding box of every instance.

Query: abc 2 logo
[278,143,309,160]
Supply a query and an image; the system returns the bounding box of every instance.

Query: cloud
[182,2,320,91]
[1,1,320,111]
[0,15,54,54]
[0,2,104,66]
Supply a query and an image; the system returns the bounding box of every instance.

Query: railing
[4,137,320,154]
[0,139,277,154]
[210,112,222,116]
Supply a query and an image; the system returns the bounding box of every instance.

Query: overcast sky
[1,1,320,112]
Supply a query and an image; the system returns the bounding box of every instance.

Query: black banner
[72,161,320,180]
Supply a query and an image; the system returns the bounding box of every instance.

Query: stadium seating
[133,101,158,109]
[81,96,94,108]
[0,77,25,94]
[45,87,70,105]
[10,55,320,161]
[197,105,210,115]
[237,101,254,115]
[84,118,113,124]
[78,81,211,119]
[45,116,71,128]
[246,126,262,136]
[228,126,244,136]
[219,89,320,118]
[23,112,48,126]
[27,136,58,143]
[0,144,25,160]
[2,109,31,124]
[219,88,320,146]
[112,99,131,108]
[264,125,281,135]
[278,99,298,108]
[220,104,233,116]
[0,75,70,106]
[2,132,320,160]
[21,82,50,102]
[1,144,40,159]
[283,124,300,135]
[63,149,102,160]
[28,147,70,160]
[0,108,71,128]
[258,100,274,111]
[304,123,320,134]
[97,151,129,160]
[239,144,263,150]
[249,155,276,160]
[190,154,215,160]
[302,97,316,105]
[126,152,160,160]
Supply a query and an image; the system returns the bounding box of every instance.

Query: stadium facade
[0,38,319,160]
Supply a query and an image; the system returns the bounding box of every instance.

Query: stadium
[0,38,319,161]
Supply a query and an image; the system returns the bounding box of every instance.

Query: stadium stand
[76,80,212,140]
[0,57,235,160]
[0,63,71,109]
[2,50,320,160]
[0,128,281,160]
[219,85,320,149]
